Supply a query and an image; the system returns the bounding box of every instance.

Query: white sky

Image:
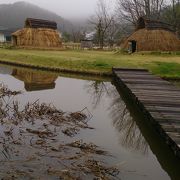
[0,0,115,19]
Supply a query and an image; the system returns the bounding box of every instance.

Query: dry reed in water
[0,84,120,179]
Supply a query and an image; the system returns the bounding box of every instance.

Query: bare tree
[106,18,120,47]
[171,0,180,30]
[89,0,115,48]
[162,0,180,36]
[116,0,166,26]
[70,25,86,43]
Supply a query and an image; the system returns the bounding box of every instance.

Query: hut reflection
[85,81,148,154]
[12,69,58,91]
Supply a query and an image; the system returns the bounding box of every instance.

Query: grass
[0,48,179,78]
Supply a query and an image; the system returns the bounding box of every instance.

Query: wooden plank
[122,77,163,81]
[144,105,180,112]
[124,81,171,85]
[118,75,162,80]
[133,94,180,99]
[113,68,149,72]
[131,90,180,96]
[150,113,180,120]
[143,102,180,108]
[113,68,180,158]
[127,85,179,91]
[116,74,160,77]
[145,106,180,113]
[156,117,180,123]
[139,99,180,104]
[134,94,180,99]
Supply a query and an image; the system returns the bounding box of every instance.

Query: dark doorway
[128,40,137,53]
[12,36,17,46]
[131,40,137,53]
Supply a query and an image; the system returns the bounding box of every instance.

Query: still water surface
[0,65,179,179]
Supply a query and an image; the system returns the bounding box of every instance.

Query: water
[0,65,179,179]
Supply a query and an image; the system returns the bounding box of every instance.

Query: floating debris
[0,83,21,97]
[0,84,120,179]
[67,140,107,155]
[83,159,120,179]
[26,128,55,138]
[62,127,79,137]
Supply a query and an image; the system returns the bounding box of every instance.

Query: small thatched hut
[122,17,180,52]
[12,18,62,48]
[81,40,93,49]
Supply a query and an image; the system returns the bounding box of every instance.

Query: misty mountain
[0,1,72,32]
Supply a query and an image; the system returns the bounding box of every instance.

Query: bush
[1,43,15,50]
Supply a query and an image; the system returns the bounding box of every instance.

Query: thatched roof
[136,17,174,32]
[12,28,62,47]
[122,29,180,51]
[25,18,57,30]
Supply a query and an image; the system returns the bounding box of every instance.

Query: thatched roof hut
[12,18,62,48]
[122,17,180,52]
[12,69,58,91]
[81,40,93,49]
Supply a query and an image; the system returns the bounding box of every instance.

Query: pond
[0,65,179,179]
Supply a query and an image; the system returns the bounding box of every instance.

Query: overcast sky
[0,0,115,19]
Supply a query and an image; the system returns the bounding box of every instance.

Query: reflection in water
[108,88,148,155]
[0,66,13,75]
[85,79,180,180]
[85,81,111,109]
[85,80,148,154]
[12,69,58,91]
[0,65,179,179]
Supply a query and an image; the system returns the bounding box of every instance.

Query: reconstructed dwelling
[12,18,62,48]
[122,17,180,52]
[81,39,93,49]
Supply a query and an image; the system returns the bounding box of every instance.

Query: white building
[0,32,6,42]
[0,27,13,43]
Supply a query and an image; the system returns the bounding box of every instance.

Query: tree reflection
[85,81,111,109]
[85,80,148,155]
[109,91,148,154]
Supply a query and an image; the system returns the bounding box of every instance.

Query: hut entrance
[12,36,17,46]
[128,40,137,53]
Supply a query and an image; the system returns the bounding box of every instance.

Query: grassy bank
[0,49,180,78]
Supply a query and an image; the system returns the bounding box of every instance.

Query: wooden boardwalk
[113,68,180,158]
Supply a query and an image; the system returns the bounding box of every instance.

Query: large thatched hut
[12,18,62,48]
[122,17,180,52]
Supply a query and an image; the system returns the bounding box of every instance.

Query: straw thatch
[25,18,57,30]
[122,29,180,51]
[12,18,62,48]
[12,28,62,47]
[122,17,180,52]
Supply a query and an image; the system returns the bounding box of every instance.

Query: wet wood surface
[113,68,180,157]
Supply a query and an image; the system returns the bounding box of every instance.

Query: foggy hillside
[0,1,72,31]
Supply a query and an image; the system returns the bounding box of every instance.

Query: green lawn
[0,48,180,78]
